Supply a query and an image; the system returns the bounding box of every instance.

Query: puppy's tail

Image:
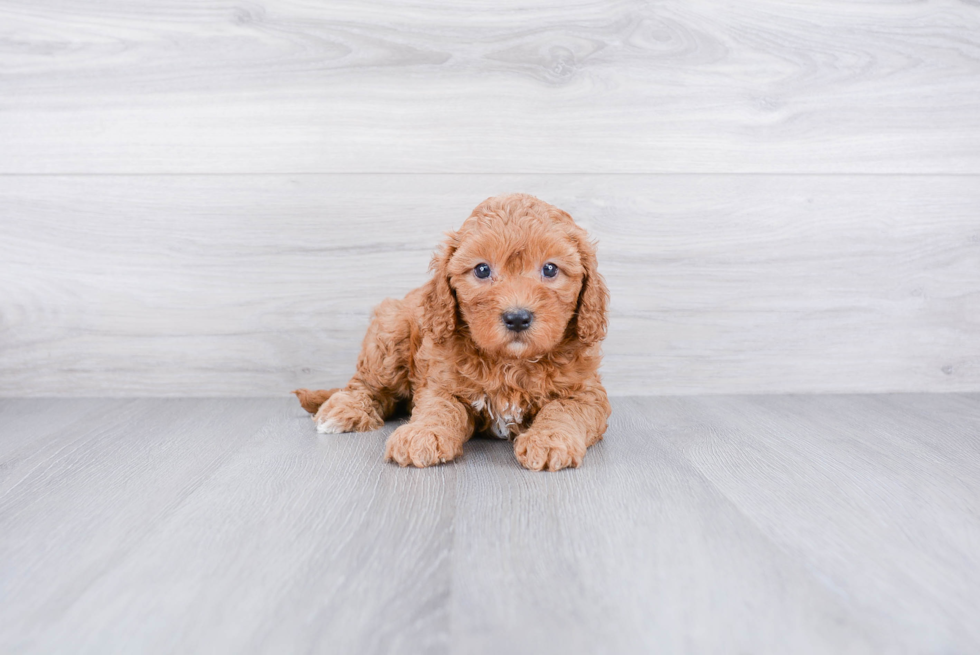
[292,388,340,414]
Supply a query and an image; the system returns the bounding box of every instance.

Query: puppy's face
[444,208,587,359]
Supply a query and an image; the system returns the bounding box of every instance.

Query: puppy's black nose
[502,308,534,333]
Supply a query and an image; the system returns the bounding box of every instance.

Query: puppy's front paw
[384,424,462,468]
[314,390,384,433]
[514,429,585,472]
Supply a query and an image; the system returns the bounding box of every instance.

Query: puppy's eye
[542,262,559,278]
[474,263,492,279]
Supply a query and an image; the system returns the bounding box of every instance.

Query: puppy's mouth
[503,331,532,355]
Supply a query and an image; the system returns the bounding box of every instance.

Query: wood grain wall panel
[2,174,976,396]
[0,0,978,174]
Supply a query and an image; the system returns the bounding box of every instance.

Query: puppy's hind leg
[311,297,413,434]
[313,382,393,434]
[293,388,340,414]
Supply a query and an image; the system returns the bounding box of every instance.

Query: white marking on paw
[473,397,525,439]
[490,416,510,439]
[316,417,346,434]
[490,402,523,440]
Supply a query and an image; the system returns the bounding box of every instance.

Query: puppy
[294,193,610,471]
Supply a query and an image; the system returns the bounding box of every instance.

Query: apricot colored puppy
[295,193,610,471]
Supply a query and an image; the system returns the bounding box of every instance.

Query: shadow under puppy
[295,193,611,471]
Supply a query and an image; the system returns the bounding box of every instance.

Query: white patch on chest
[471,396,523,440]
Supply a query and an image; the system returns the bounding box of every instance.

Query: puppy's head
[422,194,608,359]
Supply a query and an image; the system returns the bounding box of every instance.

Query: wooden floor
[1,394,978,654]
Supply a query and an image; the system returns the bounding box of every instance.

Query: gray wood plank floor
[1,394,978,654]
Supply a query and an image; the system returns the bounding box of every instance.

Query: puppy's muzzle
[502,308,534,333]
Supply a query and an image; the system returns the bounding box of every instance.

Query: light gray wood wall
[1,0,978,396]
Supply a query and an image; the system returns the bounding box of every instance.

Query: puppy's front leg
[384,391,475,467]
[514,385,611,472]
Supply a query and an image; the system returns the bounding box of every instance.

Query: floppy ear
[420,231,460,343]
[573,232,609,346]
